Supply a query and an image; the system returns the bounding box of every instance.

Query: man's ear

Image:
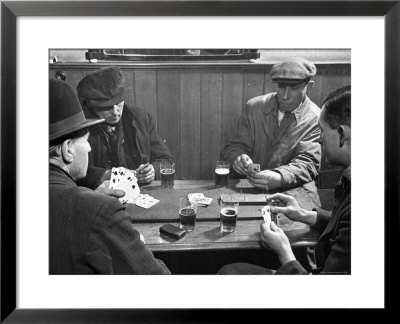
[306,80,314,94]
[61,139,75,163]
[338,125,351,148]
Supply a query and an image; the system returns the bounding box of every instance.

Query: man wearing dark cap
[221,57,321,199]
[49,78,170,274]
[76,66,174,189]
[218,86,351,275]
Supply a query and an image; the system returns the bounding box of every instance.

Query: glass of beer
[219,197,239,233]
[160,161,175,189]
[215,160,230,187]
[179,198,197,232]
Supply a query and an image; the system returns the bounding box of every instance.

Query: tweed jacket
[221,93,321,192]
[50,164,170,274]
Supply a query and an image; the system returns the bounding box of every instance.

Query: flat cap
[270,57,316,84]
[77,66,125,108]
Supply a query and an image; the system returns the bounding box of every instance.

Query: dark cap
[77,66,125,108]
[50,79,104,142]
[270,57,316,85]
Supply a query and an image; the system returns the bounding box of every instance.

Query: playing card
[247,163,260,174]
[135,195,160,209]
[187,193,205,199]
[261,206,272,223]
[109,167,140,203]
[194,197,213,206]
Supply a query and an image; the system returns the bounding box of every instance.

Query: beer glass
[215,160,230,187]
[160,161,175,189]
[219,197,239,233]
[179,198,197,232]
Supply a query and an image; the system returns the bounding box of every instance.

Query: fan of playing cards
[109,167,159,208]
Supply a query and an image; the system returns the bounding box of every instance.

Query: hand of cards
[187,193,213,206]
[109,167,159,208]
[261,205,279,226]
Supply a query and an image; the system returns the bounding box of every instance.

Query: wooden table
[128,180,321,252]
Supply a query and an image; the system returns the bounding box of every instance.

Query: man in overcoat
[221,57,321,201]
[76,66,174,189]
[49,78,171,274]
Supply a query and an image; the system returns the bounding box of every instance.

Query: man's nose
[282,87,289,100]
[112,105,119,115]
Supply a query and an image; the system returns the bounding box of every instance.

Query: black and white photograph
[48,48,351,276]
[2,1,396,319]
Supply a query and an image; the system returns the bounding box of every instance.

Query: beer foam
[220,207,237,217]
[215,168,229,175]
[161,169,175,175]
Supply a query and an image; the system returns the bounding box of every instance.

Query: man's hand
[136,163,155,184]
[94,180,125,198]
[260,220,295,265]
[233,154,253,175]
[266,193,317,226]
[247,170,283,191]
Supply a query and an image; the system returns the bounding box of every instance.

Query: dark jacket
[277,176,351,274]
[79,103,174,188]
[50,164,170,274]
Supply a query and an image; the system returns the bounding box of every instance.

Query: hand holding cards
[109,167,159,208]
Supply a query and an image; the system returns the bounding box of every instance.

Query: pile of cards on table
[187,193,213,206]
[109,167,159,208]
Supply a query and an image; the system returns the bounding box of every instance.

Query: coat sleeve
[312,207,332,231]
[273,124,321,187]
[221,105,254,165]
[275,260,308,274]
[319,206,351,274]
[88,199,171,274]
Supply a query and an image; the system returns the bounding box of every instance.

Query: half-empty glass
[219,197,239,233]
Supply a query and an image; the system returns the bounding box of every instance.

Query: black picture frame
[1,0,399,322]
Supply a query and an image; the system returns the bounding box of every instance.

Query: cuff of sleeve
[312,207,331,230]
[273,167,295,187]
[275,260,308,275]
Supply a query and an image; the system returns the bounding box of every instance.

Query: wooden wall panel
[242,70,265,107]
[133,70,157,121]
[50,63,351,180]
[179,72,201,180]
[121,69,134,107]
[156,71,181,178]
[221,72,244,154]
[200,72,223,179]
[49,70,87,94]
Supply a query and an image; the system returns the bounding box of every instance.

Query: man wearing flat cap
[221,57,321,199]
[49,78,170,274]
[76,66,174,189]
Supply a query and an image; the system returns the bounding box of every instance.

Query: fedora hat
[50,78,104,141]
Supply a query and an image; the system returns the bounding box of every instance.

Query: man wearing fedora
[49,78,170,274]
[221,57,321,200]
[76,66,174,189]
